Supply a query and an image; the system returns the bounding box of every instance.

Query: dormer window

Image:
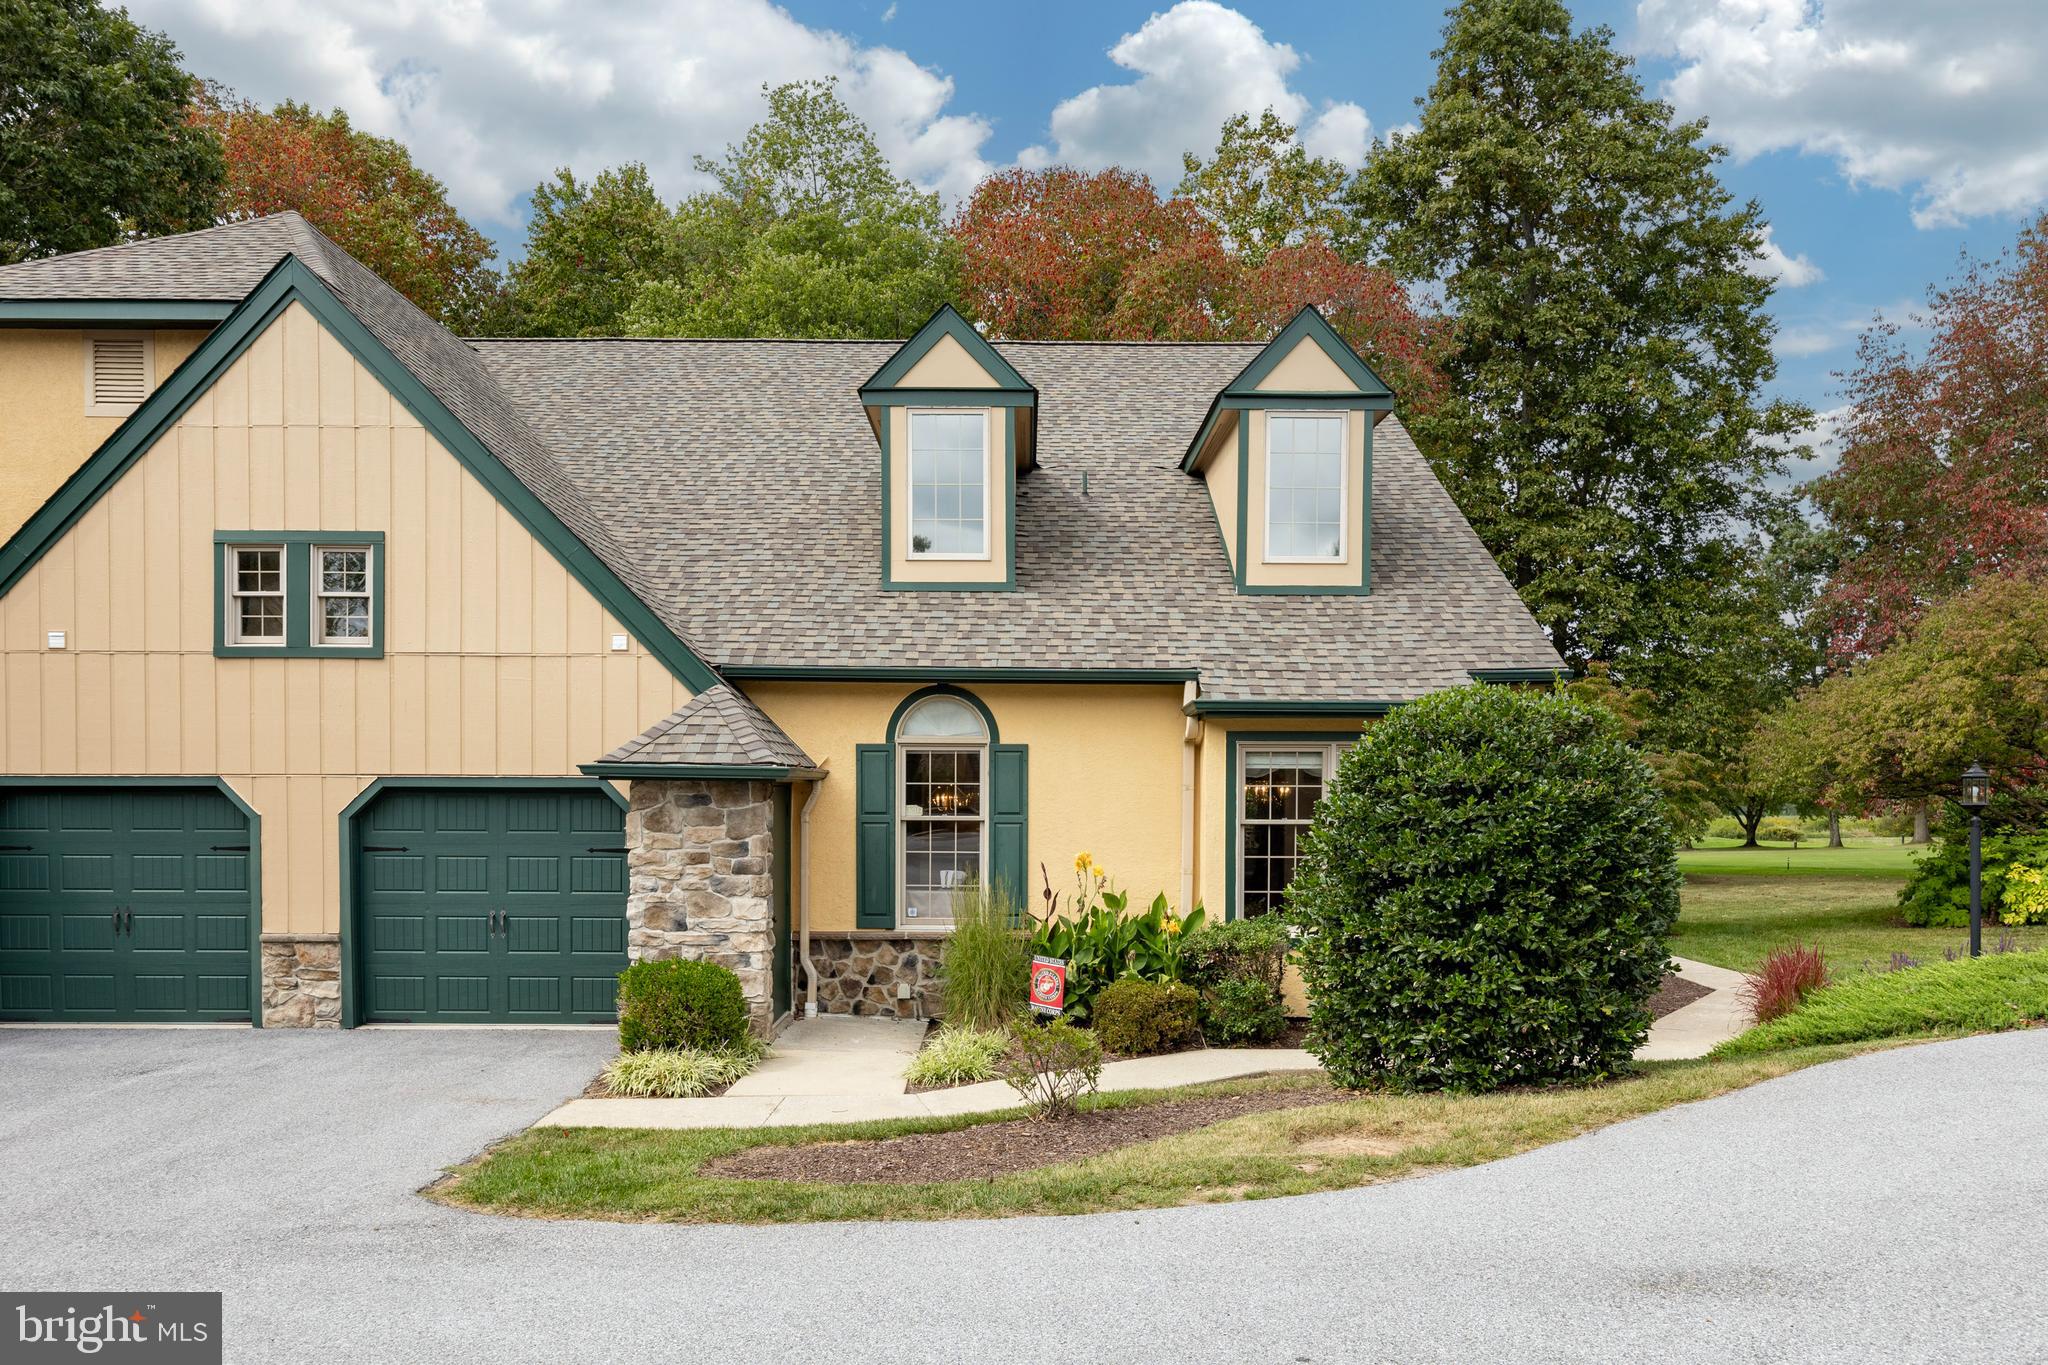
[908,410,989,559]
[1264,413,1346,562]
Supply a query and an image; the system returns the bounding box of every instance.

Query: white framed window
[1237,739,1355,917]
[898,695,989,921]
[1263,412,1347,562]
[84,332,154,417]
[907,409,989,559]
[225,545,285,646]
[313,545,374,646]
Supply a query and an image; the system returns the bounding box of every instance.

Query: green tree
[1346,0,1809,671]
[0,0,223,262]
[501,164,678,336]
[1176,108,1348,262]
[694,77,906,219]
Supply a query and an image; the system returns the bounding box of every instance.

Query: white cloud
[132,0,994,234]
[881,3,898,21]
[1019,1,1376,186]
[1746,224,1824,287]
[1638,0,2048,227]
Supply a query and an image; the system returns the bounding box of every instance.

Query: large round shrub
[1290,685,1680,1091]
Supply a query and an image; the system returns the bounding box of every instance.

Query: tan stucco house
[0,213,1560,1031]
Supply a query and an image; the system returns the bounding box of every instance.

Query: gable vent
[86,334,152,415]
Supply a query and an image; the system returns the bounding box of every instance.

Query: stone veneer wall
[260,933,340,1027]
[624,778,779,1034]
[808,932,944,1019]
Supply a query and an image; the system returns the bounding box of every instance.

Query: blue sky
[134,0,2048,471]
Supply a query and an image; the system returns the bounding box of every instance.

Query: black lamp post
[1960,763,1992,957]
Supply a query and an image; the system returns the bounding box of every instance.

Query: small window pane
[320,549,368,593]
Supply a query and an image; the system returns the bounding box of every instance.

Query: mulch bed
[1649,972,1714,1020]
[701,1080,1339,1184]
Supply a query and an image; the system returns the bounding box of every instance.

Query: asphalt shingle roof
[597,684,818,770]
[471,337,1564,702]
[3,214,1563,704]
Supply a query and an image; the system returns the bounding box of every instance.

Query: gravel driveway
[3,1025,2044,1364]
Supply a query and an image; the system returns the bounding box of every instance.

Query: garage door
[0,786,253,1022]
[354,785,628,1023]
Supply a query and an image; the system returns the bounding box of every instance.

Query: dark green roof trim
[578,763,825,782]
[721,665,1198,684]
[1189,699,1398,716]
[0,254,723,695]
[1470,667,1567,685]
[1181,306,1395,474]
[0,299,235,326]
[856,388,1036,408]
[0,776,263,1025]
[860,303,1034,394]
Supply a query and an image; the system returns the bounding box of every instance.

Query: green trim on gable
[335,775,625,1029]
[1470,667,1567,685]
[0,254,723,694]
[1231,306,1395,398]
[720,665,1198,684]
[0,299,235,326]
[0,775,264,1026]
[1189,700,1397,717]
[859,304,1034,395]
[212,531,385,658]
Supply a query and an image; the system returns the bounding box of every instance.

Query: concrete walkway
[1640,955,1752,1060]
[535,1013,1320,1130]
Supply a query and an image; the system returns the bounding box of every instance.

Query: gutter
[1180,681,1201,916]
[799,768,826,1018]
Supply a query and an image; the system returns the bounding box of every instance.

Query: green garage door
[0,786,253,1022]
[354,785,628,1023]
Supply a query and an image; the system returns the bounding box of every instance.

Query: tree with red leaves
[1810,215,2048,662]
[190,92,499,328]
[952,166,1441,418]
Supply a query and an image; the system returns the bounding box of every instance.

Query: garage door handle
[0,844,29,851]
[361,845,409,853]
[587,846,628,854]
[210,844,250,852]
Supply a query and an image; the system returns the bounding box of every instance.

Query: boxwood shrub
[616,958,750,1052]
[1289,685,1681,1092]
[1091,979,1203,1056]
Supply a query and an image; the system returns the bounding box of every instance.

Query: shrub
[1181,915,1290,994]
[1289,685,1681,1092]
[904,1026,1008,1087]
[1201,977,1287,1045]
[939,881,1032,1030]
[615,958,750,1052]
[1091,979,1202,1056]
[1999,864,2048,925]
[600,1041,763,1097]
[1756,817,1805,846]
[1741,942,1829,1023]
[1714,951,2048,1057]
[1898,829,2048,926]
[998,1019,1102,1118]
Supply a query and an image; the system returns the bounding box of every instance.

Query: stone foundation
[260,933,341,1028]
[624,779,779,1034]
[807,932,945,1019]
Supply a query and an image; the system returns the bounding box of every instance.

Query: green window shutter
[989,744,1028,908]
[855,744,895,929]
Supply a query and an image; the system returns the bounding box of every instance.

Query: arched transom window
[897,695,988,921]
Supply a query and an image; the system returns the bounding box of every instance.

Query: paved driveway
[3,1026,2045,1364]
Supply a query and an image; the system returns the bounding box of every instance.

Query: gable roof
[1180,306,1396,473]
[0,214,319,301]
[0,214,723,694]
[583,684,822,778]
[859,304,1034,397]
[472,337,1563,704]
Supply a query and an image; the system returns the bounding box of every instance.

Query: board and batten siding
[0,300,691,935]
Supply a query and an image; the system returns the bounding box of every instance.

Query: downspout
[798,769,825,1018]
[1180,680,1202,916]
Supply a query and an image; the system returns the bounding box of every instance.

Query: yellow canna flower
[1165,916,1182,937]
[1074,852,1093,872]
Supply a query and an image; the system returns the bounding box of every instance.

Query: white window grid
[907,409,990,560]
[1263,412,1347,563]
[226,545,285,645]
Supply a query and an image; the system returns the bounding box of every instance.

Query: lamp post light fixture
[1960,763,1992,958]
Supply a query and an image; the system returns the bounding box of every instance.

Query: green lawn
[1676,839,1922,878]
[432,1048,1879,1225]
[1715,952,2048,1057]
[1673,874,2048,979]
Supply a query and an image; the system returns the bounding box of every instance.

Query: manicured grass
[1714,953,2048,1057]
[1677,840,1921,878]
[1672,876,2048,979]
[432,1049,1880,1224]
